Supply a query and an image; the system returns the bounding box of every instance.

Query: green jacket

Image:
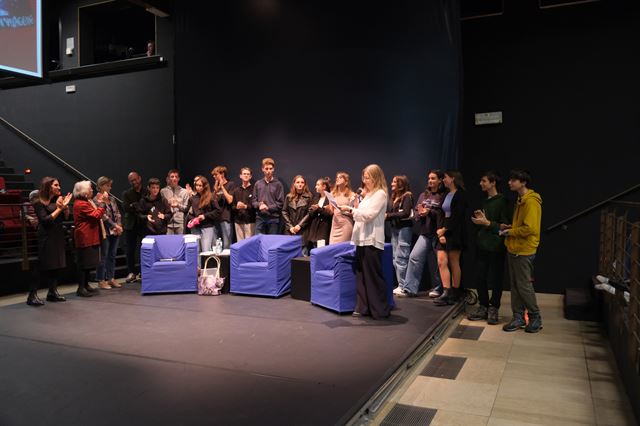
[475,193,510,253]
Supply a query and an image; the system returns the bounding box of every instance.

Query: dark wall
[0,0,175,197]
[175,1,462,191]
[460,0,640,293]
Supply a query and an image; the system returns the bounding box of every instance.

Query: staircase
[0,159,36,201]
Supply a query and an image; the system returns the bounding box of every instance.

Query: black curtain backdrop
[175,0,462,191]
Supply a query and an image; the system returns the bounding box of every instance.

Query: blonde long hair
[362,164,388,195]
[332,171,354,197]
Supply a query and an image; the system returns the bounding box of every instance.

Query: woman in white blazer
[340,164,391,319]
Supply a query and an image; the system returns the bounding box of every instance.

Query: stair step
[0,174,25,182]
[4,181,34,190]
[0,167,15,174]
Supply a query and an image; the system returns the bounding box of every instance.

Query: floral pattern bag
[198,255,225,295]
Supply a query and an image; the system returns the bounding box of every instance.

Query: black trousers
[125,228,143,275]
[35,269,61,293]
[474,248,505,309]
[355,245,391,319]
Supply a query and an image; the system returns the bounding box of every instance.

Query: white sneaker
[595,275,609,284]
[393,287,407,297]
[428,288,442,298]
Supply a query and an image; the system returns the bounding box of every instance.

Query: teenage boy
[122,171,146,283]
[468,171,511,325]
[211,166,237,248]
[232,167,257,240]
[137,178,172,236]
[160,169,190,235]
[500,169,543,333]
[252,157,284,234]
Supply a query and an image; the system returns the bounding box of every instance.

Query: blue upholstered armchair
[230,235,302,297]
[310,242,357,313]
[310,242,396,313]
[141,235,199,294]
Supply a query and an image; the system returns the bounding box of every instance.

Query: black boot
[76,286,93,297]
[26,291,45,307]
[46,290,66,302]
[433,288,451,306]
[502,312,526,332]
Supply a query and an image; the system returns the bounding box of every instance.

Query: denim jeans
[218,221,233,249]
[96,234,120,281]
[403,234,442,295]
[192,226,215,252]
[391,227,413,288]
[256,216,280,235]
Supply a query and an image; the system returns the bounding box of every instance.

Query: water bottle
[215,238,223,254]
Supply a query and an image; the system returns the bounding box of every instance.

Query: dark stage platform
[0,285,458,426]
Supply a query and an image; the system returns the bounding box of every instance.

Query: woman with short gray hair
[73,180,107,297]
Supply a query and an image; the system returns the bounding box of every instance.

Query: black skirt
[76,245,100,269]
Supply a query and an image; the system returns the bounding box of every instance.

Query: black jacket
[282,193,311,235]
[137,195,172,235]
[443,189,469,250]
[386,192,414,229]
[186,193,222,229]
[305,195,332,243]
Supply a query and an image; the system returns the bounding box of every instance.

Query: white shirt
[351,189,387,250]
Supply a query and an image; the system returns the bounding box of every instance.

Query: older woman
[73,180,107,297]
[340,164,391,319]
[95,176,123,290]
[29,177,72,306]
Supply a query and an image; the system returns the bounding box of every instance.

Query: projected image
[0,0,42,77]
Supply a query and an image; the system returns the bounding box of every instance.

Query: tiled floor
[375,292,638,426]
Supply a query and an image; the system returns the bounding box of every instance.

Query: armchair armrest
[310,242,354,272]
[231,236,261,269]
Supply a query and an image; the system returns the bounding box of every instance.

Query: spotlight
[24,168,32,174]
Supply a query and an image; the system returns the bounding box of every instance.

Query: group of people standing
[25,159,543,334]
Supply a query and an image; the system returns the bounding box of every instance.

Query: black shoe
[525,313,543,333]
[85,284,99,293]
[46,291,66,302]
[502,313,526,332]
[433,288,451,306]
[26,291,45,307]
[76,287,93,297]
[468,305,488,321]
[487,306,499,325]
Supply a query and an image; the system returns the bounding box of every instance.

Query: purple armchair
[230,235,302,297]
[310,242,396,313]
[141,235,199,294]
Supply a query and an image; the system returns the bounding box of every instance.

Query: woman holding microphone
[340,164,390,319]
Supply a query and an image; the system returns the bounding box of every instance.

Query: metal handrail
[547,183,640,232]
[0,115,122,203]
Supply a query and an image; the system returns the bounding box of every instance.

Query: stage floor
[0,284,457,426]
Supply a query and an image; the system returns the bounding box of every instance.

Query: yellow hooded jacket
[505,190,542,256]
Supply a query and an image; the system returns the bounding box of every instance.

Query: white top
[350,189,387,250]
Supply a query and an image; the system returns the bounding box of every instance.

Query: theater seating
[140,235,199,294]
[230,234,302,297]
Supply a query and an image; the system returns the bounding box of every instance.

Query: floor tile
[399,376,498,417]
[491,396,595,425]
[497,375,592,405]
[431,409,489,426]
[593,397,637,426]
[437,338,511,361]
[456,357,507,386]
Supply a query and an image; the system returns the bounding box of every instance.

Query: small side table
[290,256,311,301]
[200,250,231,294]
